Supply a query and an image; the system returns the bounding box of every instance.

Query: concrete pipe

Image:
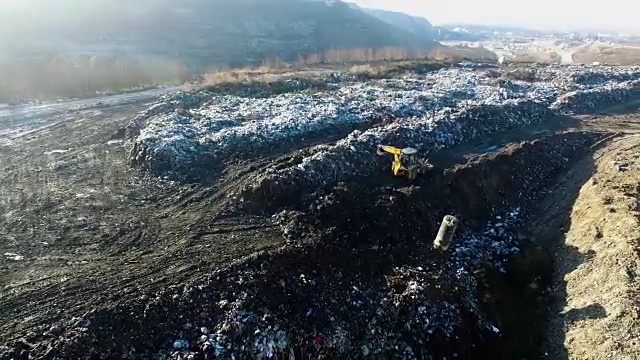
[433,215,459,251]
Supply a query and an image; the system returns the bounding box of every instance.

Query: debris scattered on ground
[3,252,24,261]
[106,139,124,146]
[5,131,595,360]
[151,132,602,359]
[44,148,72,155]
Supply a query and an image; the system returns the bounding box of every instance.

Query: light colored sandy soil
[572,44,640,66]
[534,134,640,359]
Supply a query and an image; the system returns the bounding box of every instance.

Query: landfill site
[2,61,640,359]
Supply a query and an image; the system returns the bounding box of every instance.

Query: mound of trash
[526,64,640,87]
[124,91,216,139]
[160,208,522,359]
[128,64,640,182]
[244,99,557,204]
[132,133,598,360]
[129,68,519,175]
[551,79,640,114]
[565,66,640,86]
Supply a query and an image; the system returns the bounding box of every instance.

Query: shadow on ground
[564,302,607,324]
[595,98,640,116]
[429,115,580,167]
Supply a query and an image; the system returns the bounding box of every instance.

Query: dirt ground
[532,134,640,359]
[2,89,640,358]
[572,44,640,66]
[0,103,283,340]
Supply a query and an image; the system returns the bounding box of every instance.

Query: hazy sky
[0,0,637,33]
[352,0,640,32]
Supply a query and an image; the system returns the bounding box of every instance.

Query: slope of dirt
[531,135,640,359]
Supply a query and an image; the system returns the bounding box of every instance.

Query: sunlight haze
[352,0,640,32]
[1,0,637,33]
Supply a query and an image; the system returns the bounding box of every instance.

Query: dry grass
[298,47,418,65]
[346,60,448,79]
[511,51,562,64]
[190,45,498,91]
[193,58,453,92]
[427,45,498,62]
[202,71,249,86]
[347,64,382,77]
[573,44,640,65]
[200,68,285,88]
[0,55,188,103]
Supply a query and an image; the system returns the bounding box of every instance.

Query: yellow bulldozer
[376,145,433,181]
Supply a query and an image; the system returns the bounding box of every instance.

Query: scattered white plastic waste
[3,252,24,261]
[173,339,189,349]
[44,148,72,155]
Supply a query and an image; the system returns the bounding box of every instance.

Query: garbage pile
[145,132,599,359]
[131,68,518,175]
[552,79,640,114]
[204,76,337,98]
[565,66,640,86]
[125,91,215,138]
[129,64,640,181]
[244,100,557,202]
[161,209,524,359]
[521,64,640,88]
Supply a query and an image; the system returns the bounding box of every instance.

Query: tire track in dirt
[0,101,286,342]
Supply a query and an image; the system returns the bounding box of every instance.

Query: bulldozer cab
[400,147,418,168]
[377,144,430,181]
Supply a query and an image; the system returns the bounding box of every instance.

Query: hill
[346,2,433,36]
[0,0,438,70]
[345,2,484,42]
